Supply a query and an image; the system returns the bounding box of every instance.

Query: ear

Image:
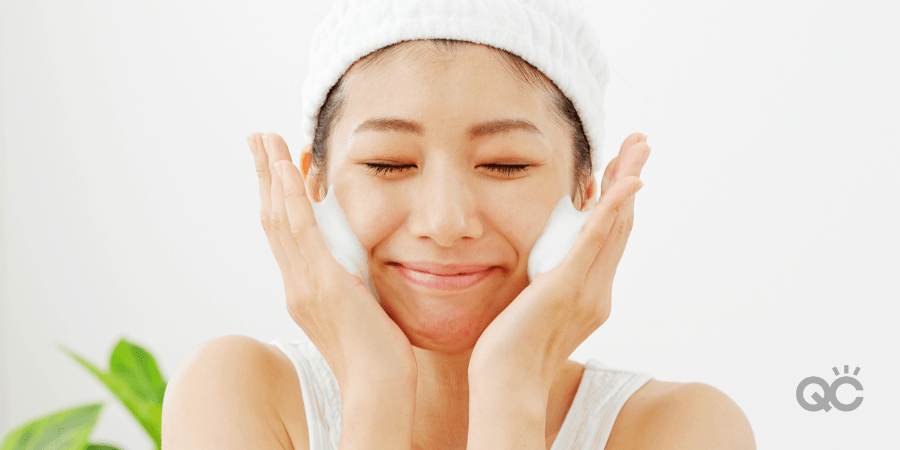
[577,174,598,212]
[300,143,324,202]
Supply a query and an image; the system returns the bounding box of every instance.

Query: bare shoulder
[161,335,309,450]
[606,380,756,450]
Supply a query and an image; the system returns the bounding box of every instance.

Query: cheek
[495,199,553,263]
[335,181,405,251]
[484,183,562,258]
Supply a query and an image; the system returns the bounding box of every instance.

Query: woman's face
[304,42,596,354]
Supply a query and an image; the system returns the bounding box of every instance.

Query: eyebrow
[352,117,543,140]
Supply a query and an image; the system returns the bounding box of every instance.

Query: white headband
[300,0,610,173]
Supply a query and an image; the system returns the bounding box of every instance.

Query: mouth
[391,263,497,291]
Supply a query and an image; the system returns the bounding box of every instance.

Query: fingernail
[632,180,644,195]
[274,161,285,180]
[641,146,651,165]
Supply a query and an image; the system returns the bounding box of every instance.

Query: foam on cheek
[307,184,380,303]
[527,194,593,283]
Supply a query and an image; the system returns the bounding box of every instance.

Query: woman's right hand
[246,132,417,393]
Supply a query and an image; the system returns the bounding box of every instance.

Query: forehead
[348,40,541,92]
[333,41,565,146]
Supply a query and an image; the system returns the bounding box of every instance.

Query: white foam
[307,184,380,302]
[526,195,592,282]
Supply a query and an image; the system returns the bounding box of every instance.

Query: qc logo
[796,365,863,412]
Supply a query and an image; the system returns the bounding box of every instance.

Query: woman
[162,1,755,449]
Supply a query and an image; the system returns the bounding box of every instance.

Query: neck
[410,346,473,450]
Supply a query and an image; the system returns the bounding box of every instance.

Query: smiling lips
[392,262,497,291]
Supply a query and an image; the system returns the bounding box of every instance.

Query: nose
[407,161,483,247]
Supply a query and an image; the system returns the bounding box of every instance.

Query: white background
[2,0,898,448]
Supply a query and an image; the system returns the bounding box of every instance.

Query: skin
[160,40,756,450]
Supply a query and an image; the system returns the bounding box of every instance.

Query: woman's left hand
[469,133,650,395]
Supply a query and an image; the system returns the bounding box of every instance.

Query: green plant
[1,339,167,450]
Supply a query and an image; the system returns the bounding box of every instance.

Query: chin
[407,319,485,355]
[380,291,501,355]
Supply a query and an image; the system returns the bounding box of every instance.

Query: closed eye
[482,164,530,177]
[364,163,414,176]
[364,163,531,177]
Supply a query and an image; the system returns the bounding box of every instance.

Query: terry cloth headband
[300,0,610,174]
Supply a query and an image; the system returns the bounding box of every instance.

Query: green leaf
[59,339,166,449]
[110,340,167,405]
[1,402,103,450]
[85,444,123,450]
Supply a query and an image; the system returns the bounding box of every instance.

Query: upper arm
[640,382,756,450]
[161,335,309,450]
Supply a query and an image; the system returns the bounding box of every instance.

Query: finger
[615,137,650,179]
[269,159,316,284]
[600,155,618,195]
[603,143,649,193]
[263,132,294,173]
[619,132,646,155]
[262,135,322,284]
[262,133,293,245]
[590,135,649,279]
[621,141,650,179]
[247,132,261,157]
[273,159,336,281]
[600,132,648,195]
[587,135,651,291]
[249,132,298,285]
[586,190,636,285]
[563,176,644,281]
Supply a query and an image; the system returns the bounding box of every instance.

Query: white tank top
[270,338,653,450]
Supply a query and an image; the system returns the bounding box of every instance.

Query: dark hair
[311,38,592,205]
